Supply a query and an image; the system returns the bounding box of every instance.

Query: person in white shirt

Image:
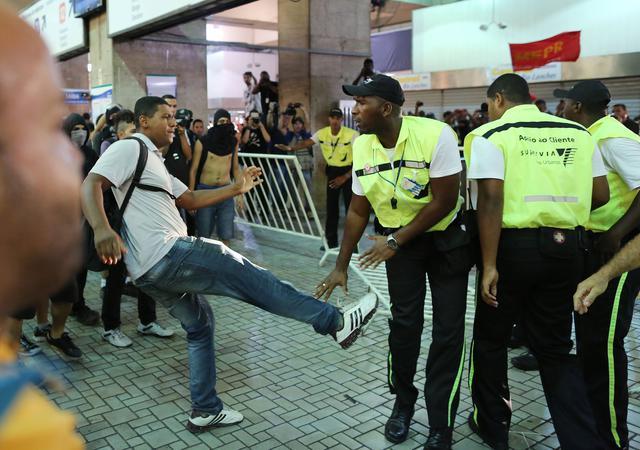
[81,96,377,434]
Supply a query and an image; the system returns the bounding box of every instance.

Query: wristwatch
[386,233,399,251]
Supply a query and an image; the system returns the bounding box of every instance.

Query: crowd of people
[2,5,640,449]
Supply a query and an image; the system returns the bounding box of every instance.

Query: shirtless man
[189,109,243,243]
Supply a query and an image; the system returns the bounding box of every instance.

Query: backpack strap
[118,137,149,220]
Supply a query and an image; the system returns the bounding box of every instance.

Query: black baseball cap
[553,80,611,105]
[342,74,405,106]
[329,108,343,117]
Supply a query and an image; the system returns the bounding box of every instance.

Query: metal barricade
[236,153,331,255]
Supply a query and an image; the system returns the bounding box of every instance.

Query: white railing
[236,153,331,257]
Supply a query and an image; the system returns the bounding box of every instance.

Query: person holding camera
[241,110,272,219]
[252,71,278,124]
[243,71,262,116]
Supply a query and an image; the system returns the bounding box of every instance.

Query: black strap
[116,137,149,227]
[136,183,176,200]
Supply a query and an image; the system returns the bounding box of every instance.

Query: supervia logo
[556,148,576,166]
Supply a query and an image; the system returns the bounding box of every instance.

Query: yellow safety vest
[353,116,462,230]
[464,104,594,229]
[316,126,357,167]
[587,116,640,232]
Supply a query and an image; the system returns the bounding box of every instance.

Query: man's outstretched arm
[574,232,640,314]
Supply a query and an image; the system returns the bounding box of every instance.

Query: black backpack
[86,137,176,271]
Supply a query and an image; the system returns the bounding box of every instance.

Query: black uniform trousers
[325,165,352,248]
[384,219,472,429]
[575,232,640,450]
[470,228,604,450]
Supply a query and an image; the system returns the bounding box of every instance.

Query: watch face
[387,236,398,250]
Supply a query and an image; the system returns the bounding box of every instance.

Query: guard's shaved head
[0,5,83,314]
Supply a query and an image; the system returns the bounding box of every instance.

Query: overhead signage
[389,72,432,91]
[509,31,581,71]
[20,0,86,58]
[487,62,562,84]
[108,0,212,36]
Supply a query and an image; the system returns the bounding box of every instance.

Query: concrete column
[87,12,114,89]
[278,0,370,216]
[112,20,208,121]
[277,0,311,116]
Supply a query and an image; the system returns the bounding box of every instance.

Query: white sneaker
[137,322,174,338]
[187,409,244,433]
[102,328,133,348]
[335,293,378,349]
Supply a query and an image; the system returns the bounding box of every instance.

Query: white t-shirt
[89,133,189,280]
[352,126,462,196]
[598,137,640,189]
[466,136,608,208]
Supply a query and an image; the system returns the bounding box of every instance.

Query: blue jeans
[134,236,340,414]
[195,183,235,240]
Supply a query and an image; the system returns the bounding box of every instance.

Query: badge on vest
[402,177,424,197]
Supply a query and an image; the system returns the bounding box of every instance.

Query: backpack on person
[86,137,175,271]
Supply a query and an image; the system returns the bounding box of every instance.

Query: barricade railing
[236,153,331,256]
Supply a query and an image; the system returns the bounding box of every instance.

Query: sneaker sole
[339,300,378,349]
[102,337,133,348]
[33,335,47,343]
[137,330,174,338]
[186,418,243,434]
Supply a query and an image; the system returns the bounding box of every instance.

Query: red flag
[509,31,581,71]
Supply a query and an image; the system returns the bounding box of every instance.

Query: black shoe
[71,304,100,326]
[46,332,82,358]
[424,427,452,449]
[384,403,414,444]
[467,413,508,450]
[511,352,539,371]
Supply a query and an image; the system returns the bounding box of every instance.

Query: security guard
[465,73,609,450]
[276,108,359,248]
[316,74,473,450]
[559,80,640,450]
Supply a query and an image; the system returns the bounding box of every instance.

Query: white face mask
[70,129,87,147]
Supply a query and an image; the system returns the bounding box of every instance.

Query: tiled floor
[22,225,640,449]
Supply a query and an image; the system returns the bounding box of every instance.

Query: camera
[175,108,193,129]
[285,103,297,116]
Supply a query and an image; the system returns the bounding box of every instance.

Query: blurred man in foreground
[0,4,84,448]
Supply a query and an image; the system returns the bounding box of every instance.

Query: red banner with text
[509,31,581,71]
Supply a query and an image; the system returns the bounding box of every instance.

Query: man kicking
[81,96,377,433]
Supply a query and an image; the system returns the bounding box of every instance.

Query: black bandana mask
[202,123,236,156]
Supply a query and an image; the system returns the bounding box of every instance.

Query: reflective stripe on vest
[587,116,640,232]
[464,104,594,229]
[317,126,357,167]
[353,116,462,230]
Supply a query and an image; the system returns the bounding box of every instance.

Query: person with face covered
[189,109,243,244]
[63,114,102,328]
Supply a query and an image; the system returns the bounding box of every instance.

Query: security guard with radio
[316,74,474,450]
[465,73,609,450]
[276,108,359,249]
[559,80,640,450]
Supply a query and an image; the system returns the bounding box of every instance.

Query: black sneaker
[33,324,52,343]
[511,352,539,371]
[46,332,82,358]
[19,334,42,357]
[71,304,100,326]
